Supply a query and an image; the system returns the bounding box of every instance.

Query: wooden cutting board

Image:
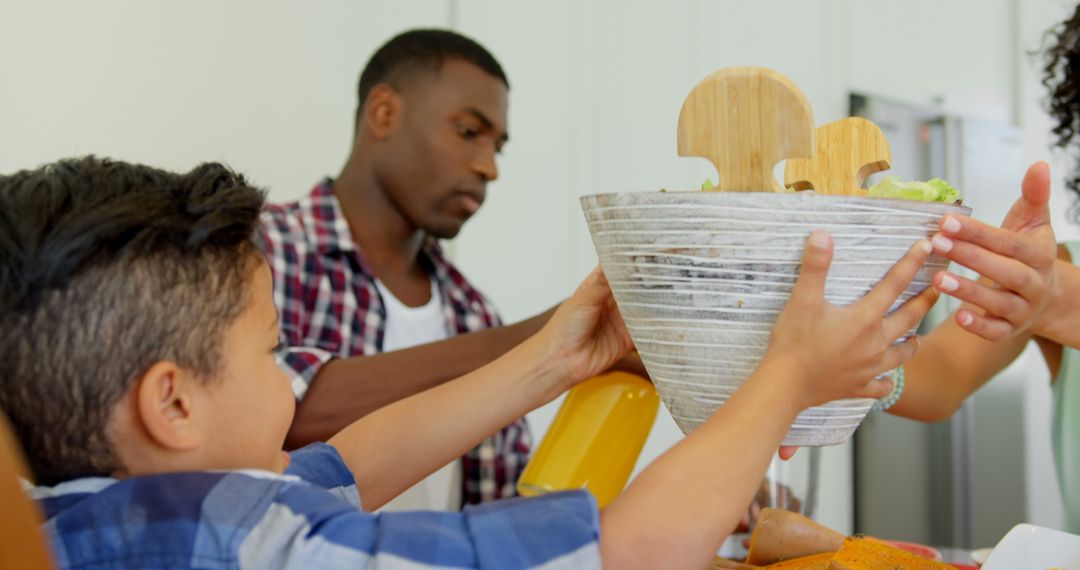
[677,67,815,193]
[785,117,892,196]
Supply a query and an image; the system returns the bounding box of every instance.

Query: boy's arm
[285,306,555,448]
[600,358,806,568]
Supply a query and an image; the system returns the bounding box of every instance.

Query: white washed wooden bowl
[581,191,970,446]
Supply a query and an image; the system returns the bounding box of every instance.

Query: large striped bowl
[581,191,969,446]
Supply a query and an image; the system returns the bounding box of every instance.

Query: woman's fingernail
[942,216,962,233]
[938,274,959,292]
[808,230,831,249]
[958,312,974,326]
[931,234,954,253]
[918,239,932,254]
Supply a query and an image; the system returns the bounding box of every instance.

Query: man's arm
[327,326,572,510]
[326,267,637,510]
[285,306,556,449]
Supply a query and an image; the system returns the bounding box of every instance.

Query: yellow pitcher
[517,371,659,508]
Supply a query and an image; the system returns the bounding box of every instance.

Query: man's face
[377,59,509,239]
[202,260,295,473]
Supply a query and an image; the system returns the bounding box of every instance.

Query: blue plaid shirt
[30,443,601,569]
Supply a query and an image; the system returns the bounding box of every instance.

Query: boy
[1,157,934,569]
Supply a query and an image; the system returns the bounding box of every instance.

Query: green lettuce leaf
[868,176,961,203]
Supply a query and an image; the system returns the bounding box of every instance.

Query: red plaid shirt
[259,180,531,505]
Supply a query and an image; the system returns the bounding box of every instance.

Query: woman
[889,3,1080,532]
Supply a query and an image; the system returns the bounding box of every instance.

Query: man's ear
[134,361,203,452]
[361,84,403,140]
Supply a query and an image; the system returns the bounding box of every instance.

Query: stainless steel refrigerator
[850,92,1034,549]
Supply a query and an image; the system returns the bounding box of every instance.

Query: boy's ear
[362,84,403,140]
[135,361,204,452]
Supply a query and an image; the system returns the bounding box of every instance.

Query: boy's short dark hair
[355,28,508,123]
[0,157,266,485]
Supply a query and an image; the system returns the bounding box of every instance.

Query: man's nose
[471,144,499,182]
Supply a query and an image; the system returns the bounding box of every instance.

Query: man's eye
[457,124,479,139]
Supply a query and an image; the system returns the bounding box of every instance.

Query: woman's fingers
[937,214,1049,268]
[954,308,1015,341]
[849,376,896,400]
[881,335,920,370]
[862,239,933,311]
[933,270,1029,324]
[999,160,1053,233]
[790,230,834,304]
[882,287,939,341]
[932,233,1046,298]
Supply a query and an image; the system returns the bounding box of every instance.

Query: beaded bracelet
[874,366,905,411]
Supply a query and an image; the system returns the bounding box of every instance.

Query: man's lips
[455,189,485,215]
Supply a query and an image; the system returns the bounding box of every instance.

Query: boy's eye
[271,341,284,353]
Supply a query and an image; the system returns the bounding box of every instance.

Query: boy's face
[200,260,295,473]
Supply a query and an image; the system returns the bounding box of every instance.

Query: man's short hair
[0,157,266,485]
[355,28,508,122]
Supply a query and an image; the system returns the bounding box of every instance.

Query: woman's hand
[929,161,1060,341]
[763,231,938,411]
[539,267,635,388]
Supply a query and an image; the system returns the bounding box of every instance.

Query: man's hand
[539,267,635,390]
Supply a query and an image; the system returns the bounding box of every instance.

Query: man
[260,29,551,509]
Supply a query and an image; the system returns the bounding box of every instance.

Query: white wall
[0,0,1071,536]
[0,0,448,191]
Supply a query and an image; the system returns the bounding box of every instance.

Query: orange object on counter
[761,552,832,569]
[517,371,659,508]
[829,537,954,569]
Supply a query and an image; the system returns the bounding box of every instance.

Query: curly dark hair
[1042,3,1080,220]
[0,157,266,485]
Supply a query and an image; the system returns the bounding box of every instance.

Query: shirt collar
[309,179,358,256]
[314,178,455,271]
[26,476,118,500]
[26,468,299,501]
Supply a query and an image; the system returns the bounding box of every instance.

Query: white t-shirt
[373,277,462,512]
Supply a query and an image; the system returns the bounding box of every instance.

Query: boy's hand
[543,267,635,387]
[764,231,938,411]
[930,161,1060,341]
